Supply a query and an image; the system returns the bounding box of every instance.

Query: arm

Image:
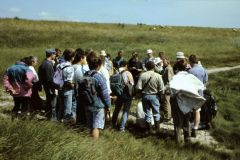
[96,74,111,108]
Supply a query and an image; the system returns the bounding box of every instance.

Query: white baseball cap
[100,50,106,56]
[147,49,153,54]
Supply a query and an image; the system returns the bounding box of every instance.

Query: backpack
[200,89,217,124]
[77,71,104,108]
[110,70,126,97]
[53,65,70,89]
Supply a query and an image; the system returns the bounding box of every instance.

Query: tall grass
[0,116,231,160]
[208,69,240,158]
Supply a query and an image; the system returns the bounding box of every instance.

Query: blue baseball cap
[46,49,56,54]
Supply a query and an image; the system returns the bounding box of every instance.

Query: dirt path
[207,65,240,74]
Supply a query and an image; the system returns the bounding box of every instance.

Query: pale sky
[0,0,240,28]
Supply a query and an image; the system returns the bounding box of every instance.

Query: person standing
[113,50,124,70]
[128,51,143,85]
[136,61,164,134]
[142,49,156,71]
[3,59,34,117]
[160,56,174,122]
[25,56,43,113]
[82,53,111,139]
[170,59,205,143]
[57,48,76,122]
[38,49,57,118]
[112,60,134,132]
[72,48,89,125]
[188,54,208,137]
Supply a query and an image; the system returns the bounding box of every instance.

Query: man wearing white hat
[142,49,156,71]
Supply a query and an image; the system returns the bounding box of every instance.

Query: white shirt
[99,65,111,94]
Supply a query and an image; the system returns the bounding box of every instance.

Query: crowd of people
[3,48,208,142]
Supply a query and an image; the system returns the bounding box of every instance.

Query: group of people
[3,48,208,142]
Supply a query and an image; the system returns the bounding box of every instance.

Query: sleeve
[203,69,208,85]
[136,75,143,90]
[3,73,13,93]
[96,74,111,108]
[45,64,55,84]
[25,70,34,89]
[158,76,164,93]
[65,66,74,82]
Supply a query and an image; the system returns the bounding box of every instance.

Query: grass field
[0,18,240,160]
[0,18,240,77]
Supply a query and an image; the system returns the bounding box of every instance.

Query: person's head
[46,49,56,60]
[158,51,165,59]
[63,48,75,62]
[145,61,155,71]
[117,50,123,57]
[55,48,62,58]
[25,56,38,66]
[189,54,198,66]
[173,59,187,73]
[87,52,102,71]
[85,48,94,56]
[106,53,111,60]
[73,48,86,65]
[162,56,170,67]
[119,60,128,68]
[146,49,153,58]
[131,51,138,60]
[176,51,185,61]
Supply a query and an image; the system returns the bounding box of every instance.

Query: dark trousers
[13,97,30,114]
[170,96,191,143]
[76,98,87,125]
[43,84,55,118]
[112,97,132,130]
[30,83,43,112]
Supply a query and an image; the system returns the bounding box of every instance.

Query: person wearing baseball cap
[142,49,156,71]
[38,49,57,118]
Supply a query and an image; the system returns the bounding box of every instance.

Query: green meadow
[0,18,240,160]
[0,18,240,77]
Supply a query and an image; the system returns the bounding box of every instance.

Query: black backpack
[77,71,100,106]
[110,70,126,97]
[200,89,217,124]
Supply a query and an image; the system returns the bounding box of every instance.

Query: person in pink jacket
[3,59,34,117]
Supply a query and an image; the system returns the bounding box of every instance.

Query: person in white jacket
[170,59,205,143]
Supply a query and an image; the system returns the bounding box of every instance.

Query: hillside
[0,18,240,77]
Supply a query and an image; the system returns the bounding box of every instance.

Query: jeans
[142,94,160,123]
[112,97,132,130]
[61,89,75,120]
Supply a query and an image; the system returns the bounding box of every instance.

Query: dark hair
[46,52,52,58]
[106,53,111,60]
[72,48,86,64]
[85,48,94,56]
[173,59,187,73]
[158,51,165,59]
[145,61,155,70]
[87,52,102,70]
[189,54,198,64]
[63,48,75,61]
[55,48,61,52]
[120,60,127,67]
[24,56,37,66]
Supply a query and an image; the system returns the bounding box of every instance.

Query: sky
[0,0,240,28]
